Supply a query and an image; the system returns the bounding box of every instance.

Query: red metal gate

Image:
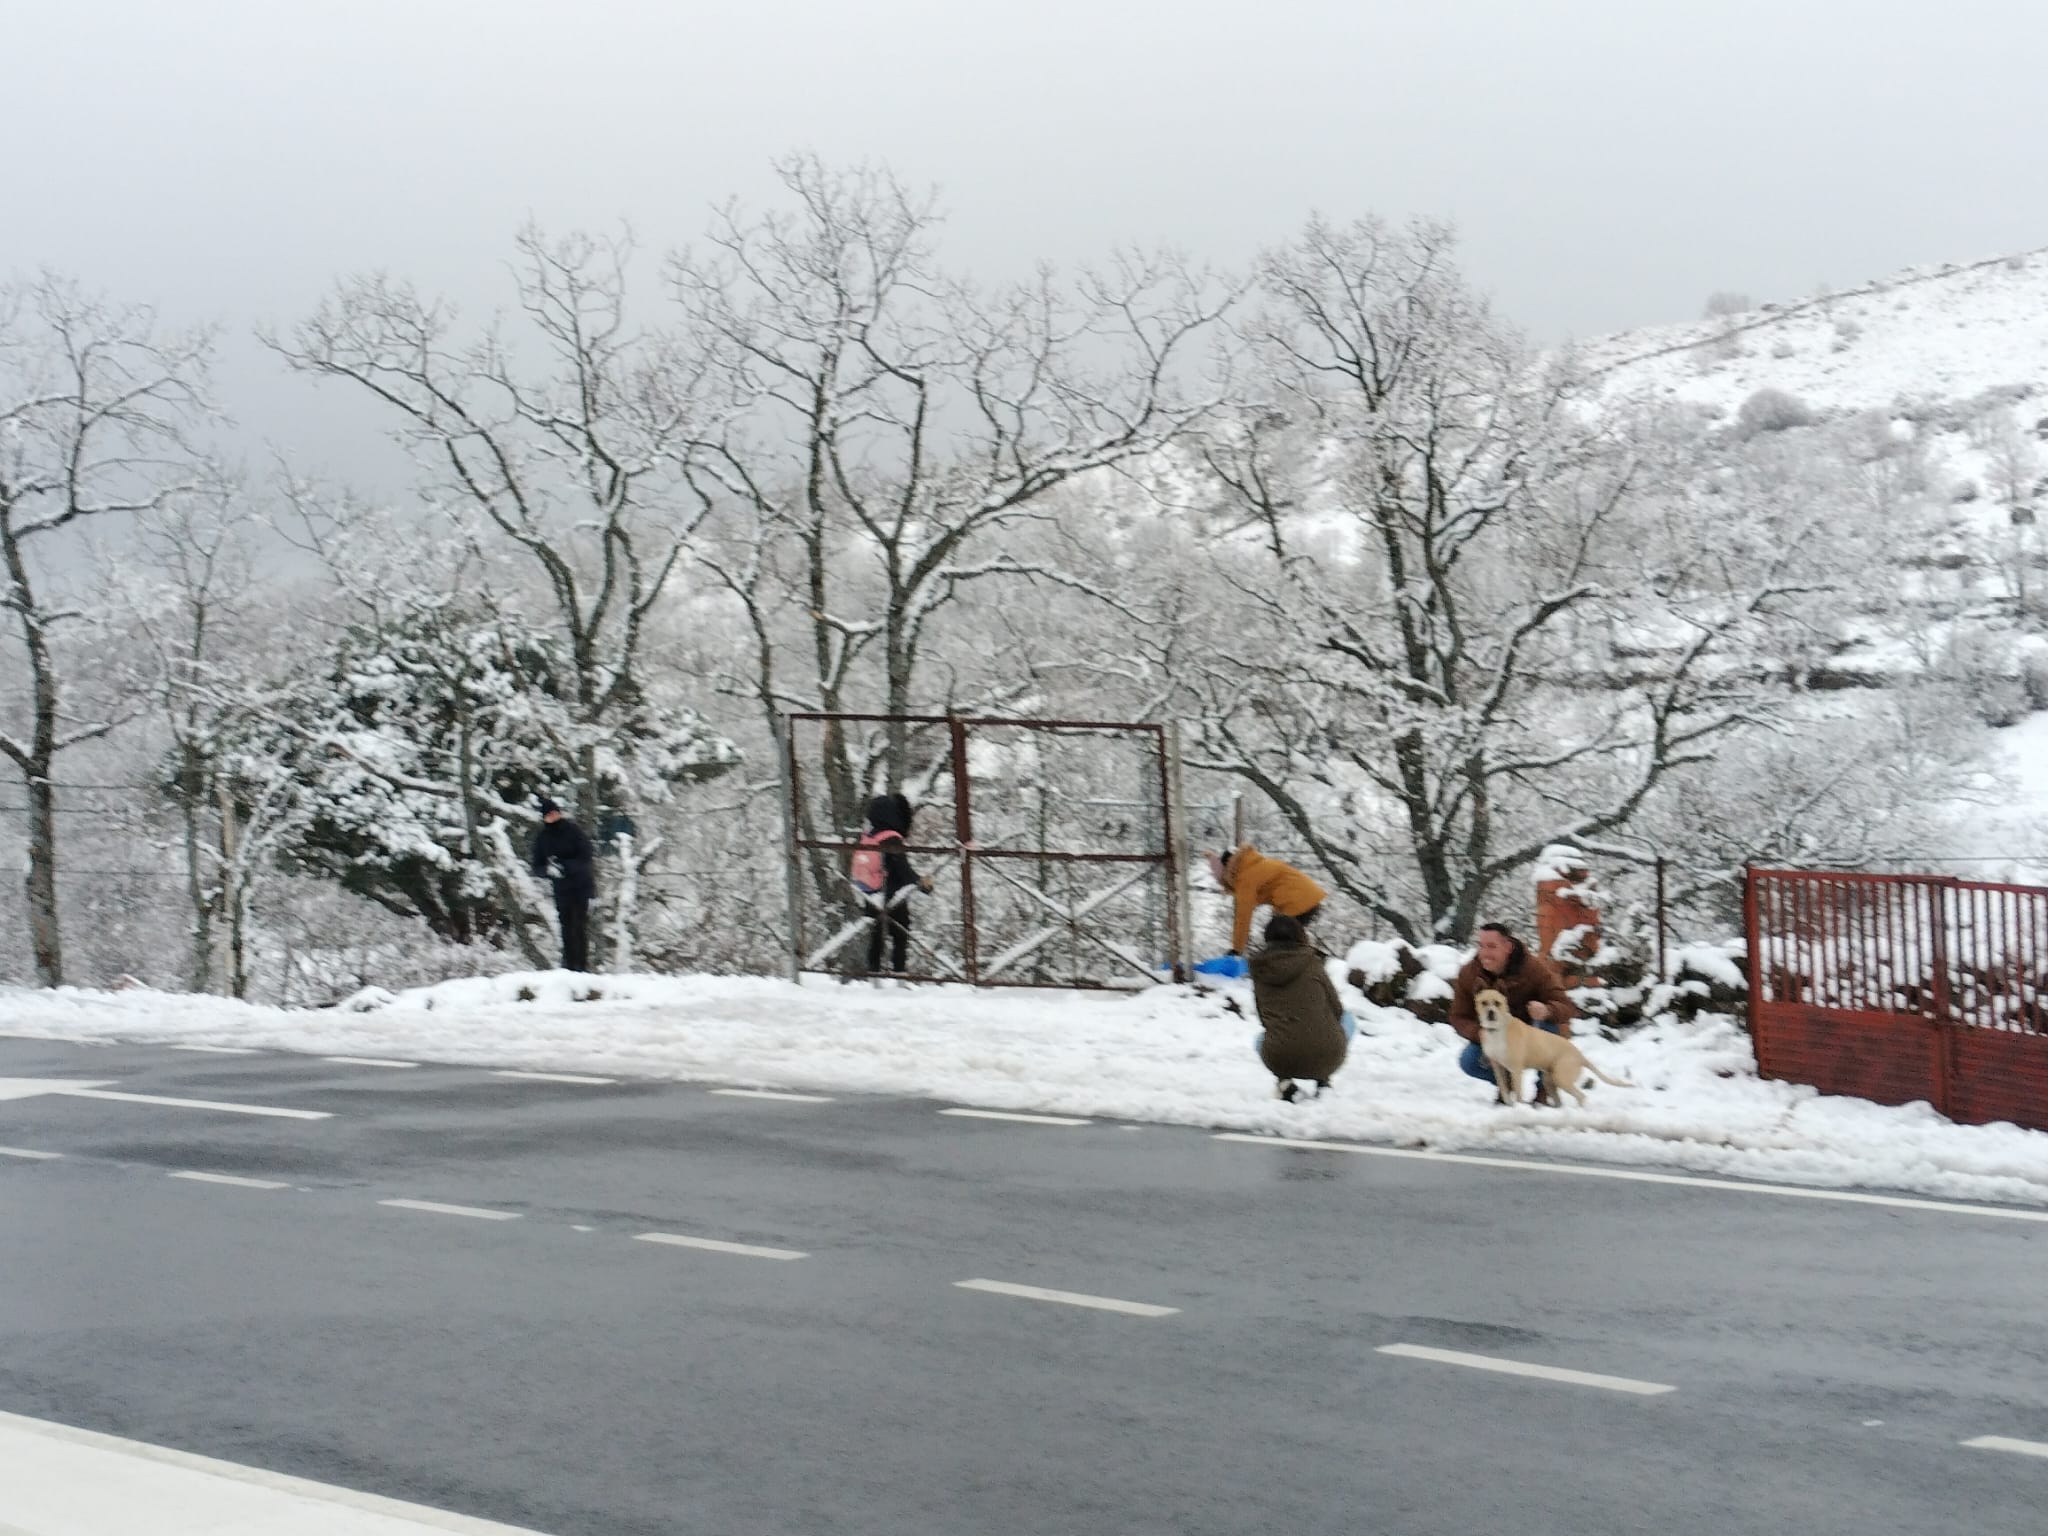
[1745,867,2048,1130]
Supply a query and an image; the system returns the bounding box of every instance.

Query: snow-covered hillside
[1581,247,2048,417]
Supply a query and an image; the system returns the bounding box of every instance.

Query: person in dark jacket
[856,793,932,977]
[1247,913,1355,1102]
[1448,922,1578,1103]
[529,797,596,972]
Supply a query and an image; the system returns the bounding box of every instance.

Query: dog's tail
[1582,1063,1634,1089]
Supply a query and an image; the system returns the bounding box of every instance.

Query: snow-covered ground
[10,969,2048,1209]
[1942,711,2048,885]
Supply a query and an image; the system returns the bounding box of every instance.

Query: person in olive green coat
[1247,913,1356,1102]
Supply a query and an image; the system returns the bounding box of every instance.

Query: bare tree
[1972,410,2043,620]
[671,156,1232,898]
[1180,218,1820,942]
[267,227,730,967]
[0,276,214,986]
[128,487,274,994]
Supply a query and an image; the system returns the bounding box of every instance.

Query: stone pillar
[1534,843,1603,985]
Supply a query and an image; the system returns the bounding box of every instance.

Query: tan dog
[1473,988,1632,1108]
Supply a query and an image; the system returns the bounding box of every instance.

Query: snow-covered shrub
[1976,677,2030,728]
[2021,651,2048,712]
[1737,387,1816,436]
[1641,941,1749,1027]
[1948,629,2030,726]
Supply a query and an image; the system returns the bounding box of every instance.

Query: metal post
[1163,723,1196,982]
[1928,876,1956,1119]
[1231,789,1245,852]
[1742,865,1764,1073]
[774,715,804,983]
[1654,856,1668,981]
[949,715,979,985]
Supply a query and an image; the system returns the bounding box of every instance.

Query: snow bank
[10,971,2048,1208]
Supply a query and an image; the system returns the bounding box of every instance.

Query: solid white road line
[634,1231,808,1261]
[491,1070,616,1085]
[710,1087,835,1103]
[1213,1133,2048,1224]
[0,1405,557,1534]
[940,1108,1092,1127]
[0,1146,61,1160]
[1377,1343,1676,1396]
[953,1278,1179,1317]
[1963,1435,2048,1459]
[324,1055,420,1068]
[378,1198,521,1222]
[62,1086,331,1120]
[168,1044,260,1055]
[170,1171,292,1190]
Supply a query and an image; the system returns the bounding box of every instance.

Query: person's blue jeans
[1459,1019,1559,1082]
[1255,1011,1357,1058]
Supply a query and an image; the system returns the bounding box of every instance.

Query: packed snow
[9,969,2048,1209]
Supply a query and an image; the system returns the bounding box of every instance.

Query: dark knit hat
[538,798,562,816]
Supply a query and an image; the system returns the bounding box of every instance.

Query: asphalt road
[1,1032,2045,1535]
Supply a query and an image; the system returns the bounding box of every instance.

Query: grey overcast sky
[7,0,2046,469]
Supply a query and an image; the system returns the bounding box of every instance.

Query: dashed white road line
[1377,1343,1676,1396]
[1963,1435,2048,1459]
[710,1087,835,1103]
[1214,1133,2048,1224]
[63,1087,331,1121]
[491,1070,616,1085]
[170,1171,291,1191]
[941,1108,1092,1127]
[634,1231,808,1261]
[168,1044,260,1056]
[953,1278,1179,1317]
[0,1146,61,1160]
[378,1198,521,1222]
[323,1055,419,1069]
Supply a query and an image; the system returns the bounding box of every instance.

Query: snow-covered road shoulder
[8,971,2048,1209]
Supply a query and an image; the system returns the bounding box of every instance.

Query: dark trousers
[556,893,592,972]
[865,892,911,974]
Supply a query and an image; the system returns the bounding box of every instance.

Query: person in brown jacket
[1448,922,1579,1104]
[1210,845,1327,956]
[1248,913,1355,1102]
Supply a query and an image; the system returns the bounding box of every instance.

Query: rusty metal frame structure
[1745,866,2048,1131]
[779,712,1193,989]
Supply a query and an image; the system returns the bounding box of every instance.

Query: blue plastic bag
[1194,954,1248,979]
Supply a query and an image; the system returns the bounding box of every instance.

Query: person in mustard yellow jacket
[1208,844,1327,956]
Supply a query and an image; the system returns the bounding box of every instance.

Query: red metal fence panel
[1746,867,2048,1131]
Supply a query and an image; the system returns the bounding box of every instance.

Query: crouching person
[1249,913,1356,1102]
[1449,922,1578,1104]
